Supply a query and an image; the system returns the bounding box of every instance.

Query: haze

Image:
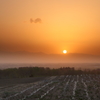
[0,0,100,63]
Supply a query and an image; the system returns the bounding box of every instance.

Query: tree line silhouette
[0,67,100,78]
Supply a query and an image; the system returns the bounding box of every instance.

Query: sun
[63,50,67,54]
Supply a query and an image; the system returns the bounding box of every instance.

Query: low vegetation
[0,67,100,78]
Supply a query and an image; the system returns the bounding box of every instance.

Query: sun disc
[63,50,67,54]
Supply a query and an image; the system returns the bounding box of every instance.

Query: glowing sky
[0,0,100,55]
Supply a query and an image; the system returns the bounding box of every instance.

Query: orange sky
[0,0,100,55]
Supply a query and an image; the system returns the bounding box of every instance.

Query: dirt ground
[0,77,47,87]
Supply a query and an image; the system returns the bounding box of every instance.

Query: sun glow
[63,50,67,54]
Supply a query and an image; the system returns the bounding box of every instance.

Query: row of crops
[0,75,100,100]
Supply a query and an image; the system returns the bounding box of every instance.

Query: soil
[0,77,47,87]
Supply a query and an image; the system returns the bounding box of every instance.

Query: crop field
[0,75,100,100]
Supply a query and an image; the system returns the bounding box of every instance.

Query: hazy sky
[0,0,100,55]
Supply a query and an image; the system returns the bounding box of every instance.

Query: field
[0,75,100,100]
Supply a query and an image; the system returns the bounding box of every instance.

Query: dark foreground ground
[0,75,100,100]
[0,77,47,87]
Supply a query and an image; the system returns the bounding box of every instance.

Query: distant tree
[0,66,100,78]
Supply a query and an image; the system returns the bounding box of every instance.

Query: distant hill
[0,51,100,63]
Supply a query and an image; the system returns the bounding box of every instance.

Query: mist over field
[0,51,100,64]
[0,51,100,70]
